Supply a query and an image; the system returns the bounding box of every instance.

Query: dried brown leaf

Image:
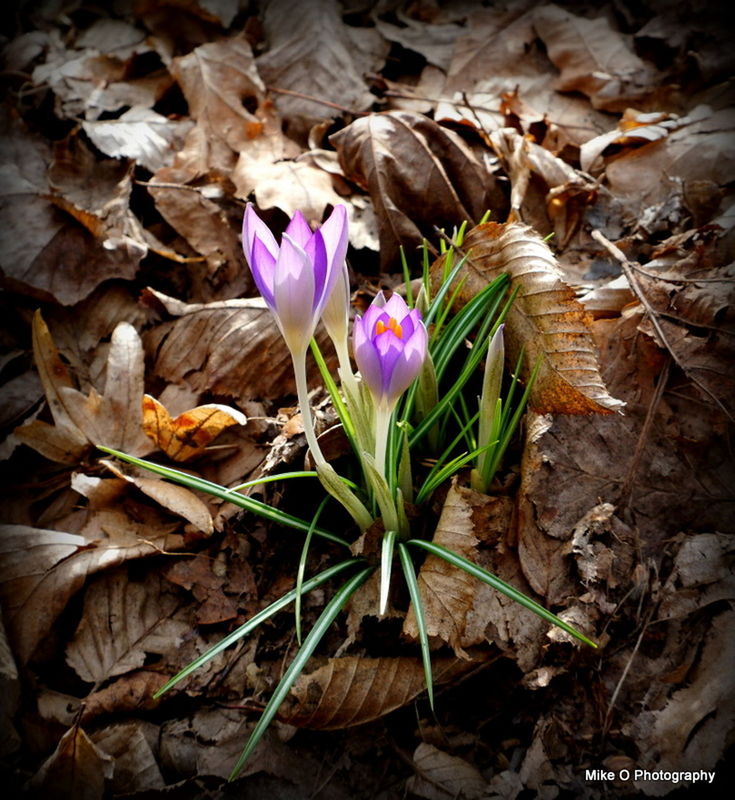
[256,0,387,131]
[170,36,265,174]
[404,483,546,670]
[0,514,182,664]
[532,5,659,112]
[0,116,142,305]
[66,570,190,685]
[91,721,165,793]
[487,127,597,245]
[629,611,735,795]
[142,394,246,462]
[285,656,476,729]
[435,5,610,149]
[27,725,113,800]
[331,111,502,267]
[432,221,624,414]
[407,742,488,800]
[82,107,193,173]
[143,288,333,403]
[81,670,168,723]
[605,107,735,215]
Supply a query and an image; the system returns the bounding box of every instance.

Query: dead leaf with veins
[407,742,488,800]
[27,724,114,800]
[532,4,661,112]
[256,0,388,133]
[16,312,151,460]
[66,570,190,686]
[432,221,625,415]
[284,656,477,729]
[143,288,335,403]
[82,107,194,173]
[142,394,247,462]
[332,111,504,268]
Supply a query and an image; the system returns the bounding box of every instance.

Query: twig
[618,356,671,520]
[602,607,654,740]
[266,86,368,116]
[630,263,735,284]
[591,229,734,423]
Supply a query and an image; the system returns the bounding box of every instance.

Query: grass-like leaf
[295,496,329,645]
[398,543,434,710]
[379,529,397,615]
[415,439,495,505]
[153,559,362,698]
[97,447,350,547]
[229,565,374,781]
[407,540,598,649]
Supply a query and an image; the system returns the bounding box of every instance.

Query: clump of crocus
[353,292,428,478]
[242,204,372,529]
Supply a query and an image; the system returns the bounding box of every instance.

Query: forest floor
[0,1,733,798]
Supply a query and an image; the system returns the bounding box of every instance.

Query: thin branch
[618,355,670,519]
[591,229,734,423]
[266,86,368,116]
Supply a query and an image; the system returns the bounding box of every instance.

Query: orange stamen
[375,317,403,339]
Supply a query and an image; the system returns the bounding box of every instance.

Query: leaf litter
[0,1,733,798]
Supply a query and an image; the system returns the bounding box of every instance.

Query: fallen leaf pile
[0,1,733,798]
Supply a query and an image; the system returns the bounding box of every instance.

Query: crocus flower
[242,204,348,357]
[352,292,428,412]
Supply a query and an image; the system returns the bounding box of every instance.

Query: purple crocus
[352,292,428,411]
[242,204,348,357]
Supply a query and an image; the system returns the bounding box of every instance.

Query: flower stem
[292,350,327,467]
[292,349,373,531]
[374,403,393,481]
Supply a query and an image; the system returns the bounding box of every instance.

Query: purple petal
[305,229,328,312]
[318,205,349,304]
[284,210,312,248]
[242,204,279,262]
[383,292,410,321]
[352,315,383,399]
[385,324,428,403]
[274,234,317,349]
[375,330,404,395]
[250,235,277,308]
[362,294,388,338]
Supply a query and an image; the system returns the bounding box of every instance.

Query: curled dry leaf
[331,111,503,268]
[142,394,247,462]
[81,670,168,724]
[91,721,165,794]
[605,107,735,214]
[0,112,140,306]
[404,483,546,670]
[101,458,215,535]
[532,4,659,112]
[407,742,488,800]
[82,107,194,173]
[256,0,387,132]
[14,311,88,465]
[171,36,266,167]
[143,288,334,403]
[17,313,151,460]
[285,656,476,730]
[432,221,624,414]
[27,724,113,800]
[487,127,597,245]
[629,611,735,796]
[66,570,190,685]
